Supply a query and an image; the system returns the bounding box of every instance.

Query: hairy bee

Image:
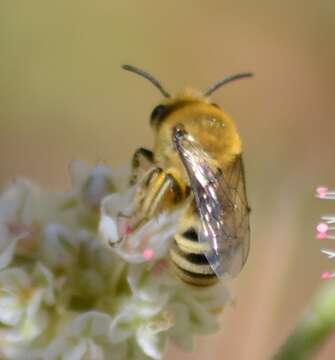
[122,64,251,286]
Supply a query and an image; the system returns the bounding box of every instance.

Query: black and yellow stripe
[169,227,218,287]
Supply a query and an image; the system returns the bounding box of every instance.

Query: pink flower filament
[143,248,154,261]
[317,186,329,199]
[321,272,334,280]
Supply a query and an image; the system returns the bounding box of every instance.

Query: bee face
[149,90,203,129]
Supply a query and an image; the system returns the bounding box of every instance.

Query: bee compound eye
[150,104,167,123]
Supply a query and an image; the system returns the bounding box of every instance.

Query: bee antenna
[122,64,171,98]
[204,72,254,97]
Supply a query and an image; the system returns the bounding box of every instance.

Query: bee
[122,64,251,286]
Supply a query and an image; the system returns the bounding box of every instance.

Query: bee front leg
[130,147,154,185]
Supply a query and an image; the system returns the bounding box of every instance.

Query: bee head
[149,89,212,129]
[122,64,253,130]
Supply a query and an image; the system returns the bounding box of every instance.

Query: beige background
[1,1,335,359]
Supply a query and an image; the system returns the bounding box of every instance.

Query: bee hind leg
[135,168,187,225]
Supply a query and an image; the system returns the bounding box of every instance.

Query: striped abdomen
[169,227,218,286]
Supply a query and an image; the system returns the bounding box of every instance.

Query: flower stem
[273,282,335,360]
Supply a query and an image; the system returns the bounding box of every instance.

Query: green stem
[273,282,335,360]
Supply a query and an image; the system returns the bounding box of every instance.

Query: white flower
[109,264,172,359]
[0,180,41,270]
[0,263,55,358]
[68,160,131,220]
[316,186,335,279]
[136,323,168,360]
[46,311,126,360]
[99,188,182,264]
[0,179,71,270]
[39,224,79,270]
[109,302,170,359]
[69,161,117,211]
[108,261,229,357]
[0,161,232,359]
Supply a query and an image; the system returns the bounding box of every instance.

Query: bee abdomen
[169,229,218,286]
[170,261,218,287]
[174,228,210,254]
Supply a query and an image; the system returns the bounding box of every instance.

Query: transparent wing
[173,125,250,278]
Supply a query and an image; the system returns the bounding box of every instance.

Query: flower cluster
[0,161,230,359]
[316,187,335,280]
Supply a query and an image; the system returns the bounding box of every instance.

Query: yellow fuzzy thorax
[152,88,242,181]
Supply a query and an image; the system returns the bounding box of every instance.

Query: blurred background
[1,1,335,359]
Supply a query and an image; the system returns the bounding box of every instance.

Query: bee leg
[133,167,163,208]
[167,173,187,203]
[130,147,154,185]
[137,169,186,222]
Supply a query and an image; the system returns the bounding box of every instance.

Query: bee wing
[173,126,250,278]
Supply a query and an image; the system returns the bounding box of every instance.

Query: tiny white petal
[45,336,68,359]
[0,237,19,270]
[0,179,38,223]
[100,187,137,220]
[85,340,105,360]
[0,296,23,325]
[109,306,135,343]
[169,303,193,351]
[136,324,166,360]
[40,224,78,269]
[5,310,48,343]
[69,160,91,190]
[33,262,55,305]
[63,341,88,360]
[0,268,31,291]
[70,311,112,337]
[136,302,168,318]
[99,212,119,246]
[25,289,44,319]
[321,249,335,258]
[180,294,219,334]
[127,265,171,306]
[83,165,115,206]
